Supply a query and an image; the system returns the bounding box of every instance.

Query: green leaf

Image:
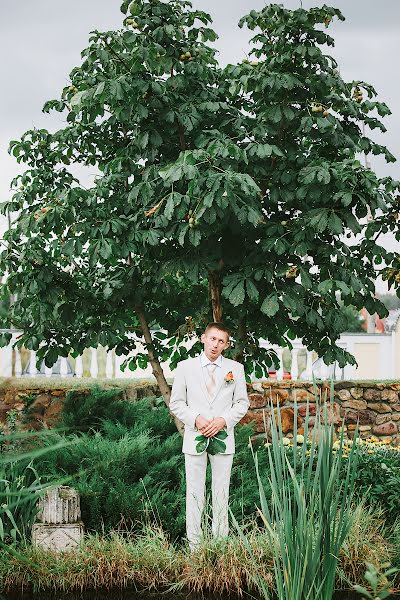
[196,437,209,453]
[207,437,226,455]
[94,81,106,97]
[246,279,259,301]
[261,294,279,317]
[229,281,245,306]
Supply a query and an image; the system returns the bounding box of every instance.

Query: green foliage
[346,444,400,525]
[0,461,41,544]
[231,399,360,600]
[195,429,227,454]
[353,562,398,600]
[1,2,399,380]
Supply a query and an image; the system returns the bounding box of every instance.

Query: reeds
[231,383,362,600]
[0,515,392,595]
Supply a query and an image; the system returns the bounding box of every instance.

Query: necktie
[206,363,217,398]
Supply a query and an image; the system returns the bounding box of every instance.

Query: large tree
[1,1,399,401]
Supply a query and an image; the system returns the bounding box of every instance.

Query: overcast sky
[0,0,399,290]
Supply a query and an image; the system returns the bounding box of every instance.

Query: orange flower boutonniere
[224,371,234,385]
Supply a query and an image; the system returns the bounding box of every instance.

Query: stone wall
[243,381,400,445]
[0,380,158,430]
[1,379,400,445]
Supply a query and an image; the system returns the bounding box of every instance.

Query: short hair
[204,322,231,340]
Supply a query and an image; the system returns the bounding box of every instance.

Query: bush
[33,388,400,541]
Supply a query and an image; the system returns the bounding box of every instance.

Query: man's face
[201,327,230,361]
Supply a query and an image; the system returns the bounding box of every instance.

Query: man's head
[201,322,230,362]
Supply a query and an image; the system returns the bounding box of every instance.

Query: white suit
[169,353,249,547]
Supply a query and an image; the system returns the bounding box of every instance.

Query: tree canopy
[1,1,399,398]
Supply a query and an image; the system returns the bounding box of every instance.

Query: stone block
[367,402,392,414]
[241,410,269,433]
[273,407,303,434]
[298,403,317,417]
[375,413,393,426]
[341,399,367,411]
[381,389,399,403]
[264,388,289,406]
[44,400,63,425]
[372,422,398,436]
[336,389,351,402]
[32,523,83,552]
[350,387,364,400]
[292,389,317,403]
[358,425,372,431]
[251,382,264,393]
[249,393,266,409]
[392,404,400,412]
[364,388,381,401]
[37,486,81,524]
[340,408,373,425]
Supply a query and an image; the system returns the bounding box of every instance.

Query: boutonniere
[224,371,234,385]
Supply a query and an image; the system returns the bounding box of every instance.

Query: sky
[0,0,399,290]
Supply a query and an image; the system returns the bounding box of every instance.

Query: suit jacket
[169,355,249,455]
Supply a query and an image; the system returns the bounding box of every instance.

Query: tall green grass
[232,386,360,600]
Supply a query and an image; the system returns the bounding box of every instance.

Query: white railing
[0,330,396,381]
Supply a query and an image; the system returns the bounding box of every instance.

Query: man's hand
[202,417,226,438]
[195,415,211,433]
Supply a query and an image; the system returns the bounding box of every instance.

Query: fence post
[90,348,98,378]
[75,355,83,378]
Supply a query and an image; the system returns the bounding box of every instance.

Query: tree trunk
[234,316,247,364]
[208,270,223,322]
[135,305,184,436]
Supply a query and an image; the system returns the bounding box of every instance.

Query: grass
[0,512,393,595]
[0,377,157,391]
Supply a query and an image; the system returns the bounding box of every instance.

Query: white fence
[0,328,398,381]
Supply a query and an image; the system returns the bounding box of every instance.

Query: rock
[341,399,367,411]
[242,410,269,433]
[336,389,351,402]
[367,402,392,414]
[350,387,364,400]
[364,388,381,401]
[249,393,266,409]
[264,388,289,406]
[358,425,372,431]
[326,403,342,425]
[251,382,264,393]
[298,403,317,417]
[375,413,393,426]
[4,390,15,404]
[372,422,398,436]
[45,400,63,426]
[273,407,303,434]
[51,390,65,397]
[340,408,373,425]
[379,436,394,444]
[347,424,357,431]
[392,404,400,412]
[292,389,316,403]
[391,414,400,421]
[381,389,399,403]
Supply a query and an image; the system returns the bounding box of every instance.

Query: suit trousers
[184,452,234,549]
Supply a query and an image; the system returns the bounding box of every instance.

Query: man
[169,322,249,549]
